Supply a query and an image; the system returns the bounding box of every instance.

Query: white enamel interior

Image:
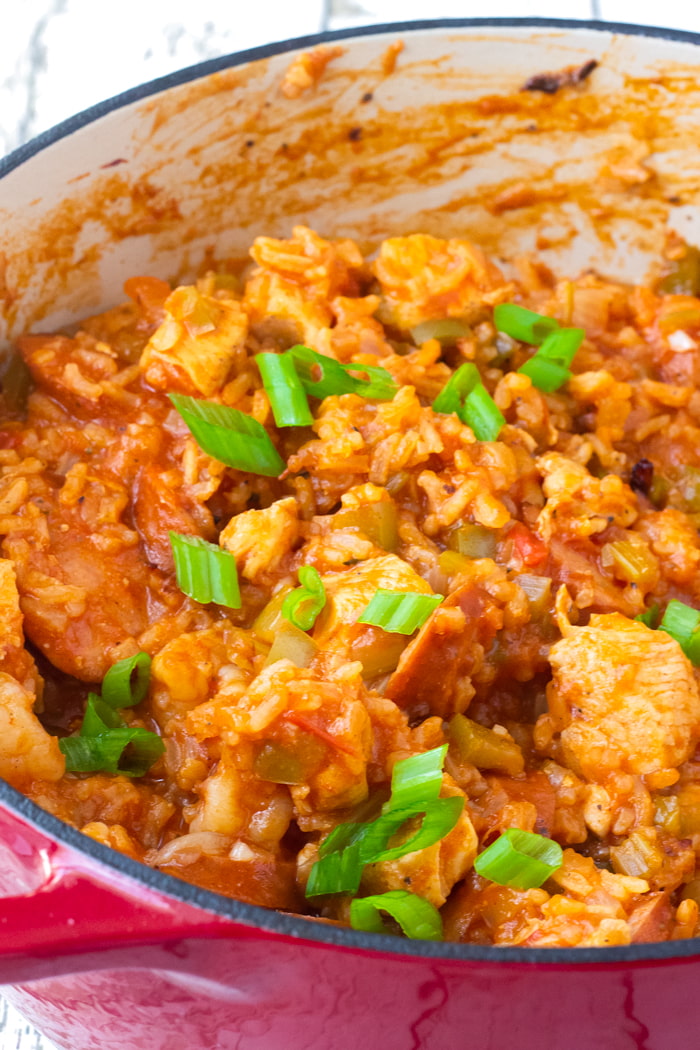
[1,23,700,345]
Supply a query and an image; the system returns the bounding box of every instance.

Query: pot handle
[0,863,231,984]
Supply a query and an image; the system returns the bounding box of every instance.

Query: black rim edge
[3,15,700,968]
[5,775,700,966]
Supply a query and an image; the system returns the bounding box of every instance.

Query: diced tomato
[509,522,547,567]
[0,431,22,450]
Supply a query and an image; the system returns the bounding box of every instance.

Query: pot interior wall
[2,22,700,345]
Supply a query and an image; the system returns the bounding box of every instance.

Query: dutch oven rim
[2,15,700,967]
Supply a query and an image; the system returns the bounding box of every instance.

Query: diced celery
[515,574,551,619]
[332,502,399,552]
[600,539,657,586]
[353,627,408,678]
[658,247,700,295]
[448,714,524,776]
[653,794,681,837]
[410,318,471,345]
[447,523,498,559]
[674,467,700,515]
[254,742,304,784]
[437,550,472,578]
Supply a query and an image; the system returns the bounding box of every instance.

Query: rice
[2,224,700,946]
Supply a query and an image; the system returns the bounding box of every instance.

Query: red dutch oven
[2,19,700,1050]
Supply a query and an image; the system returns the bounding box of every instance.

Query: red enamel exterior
[1,800,700,1050]
[3,20,700,1050]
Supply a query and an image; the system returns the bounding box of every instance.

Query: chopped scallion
[357,796,464,865]
[255,352,314,427]
[635,604,660,629]
[494,303,559,345]
[517,327,584,392]
[518,356,571,393]
[281,565,327,631]
[432,363,504,441]
[357,589,443,634]
[169,394,285,477]
[59,727,165,779]
[474,827,563,889]
[169,532,241,609]
[350,890,443,940]
[432,361,480,416]
[389,744,446,810]
[537,327,585,367]
[461,381,506,441]
[342,362,398,400]
[102,652,152,709]
[81,693,125,736]
[286,345,397,401]
[306,746,463,897]
[659,599,700,665]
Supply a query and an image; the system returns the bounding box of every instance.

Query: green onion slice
[537,327,584,367]
[306,746,463,897]
[494,303,559,345]
[517,328,584,392]
[81,693,125,736]
[432,363,505,441]
[255,352,314,428]
[169,394,285,477]
[101,652,152,709]
[461,382,506,441]
[350,890,443,940]
[342,363,398,400]
[170,532,241,609]
[432,362,480,416]
[659,599,700,665]
[635,604,660,629]
[389,743,446,809]
[306,842,365,897]
[287,345,397,401]
[359,797,464,865]
[59,727,165,778]
[474,827,563,889]
[357,590,443,634]
[281,565,327,631]
[518,356,572,393]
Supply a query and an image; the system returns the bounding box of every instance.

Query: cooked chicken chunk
[0,560,64,787]
[219,497,299,583]
[373,234,510,330]
[314,553,433,647]
[0,673,64,788]
[546,610,700,781]
[140,286,247,395]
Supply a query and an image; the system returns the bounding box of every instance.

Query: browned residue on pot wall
[2,32,700,339]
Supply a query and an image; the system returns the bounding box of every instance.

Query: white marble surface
[2,1,700,1048]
